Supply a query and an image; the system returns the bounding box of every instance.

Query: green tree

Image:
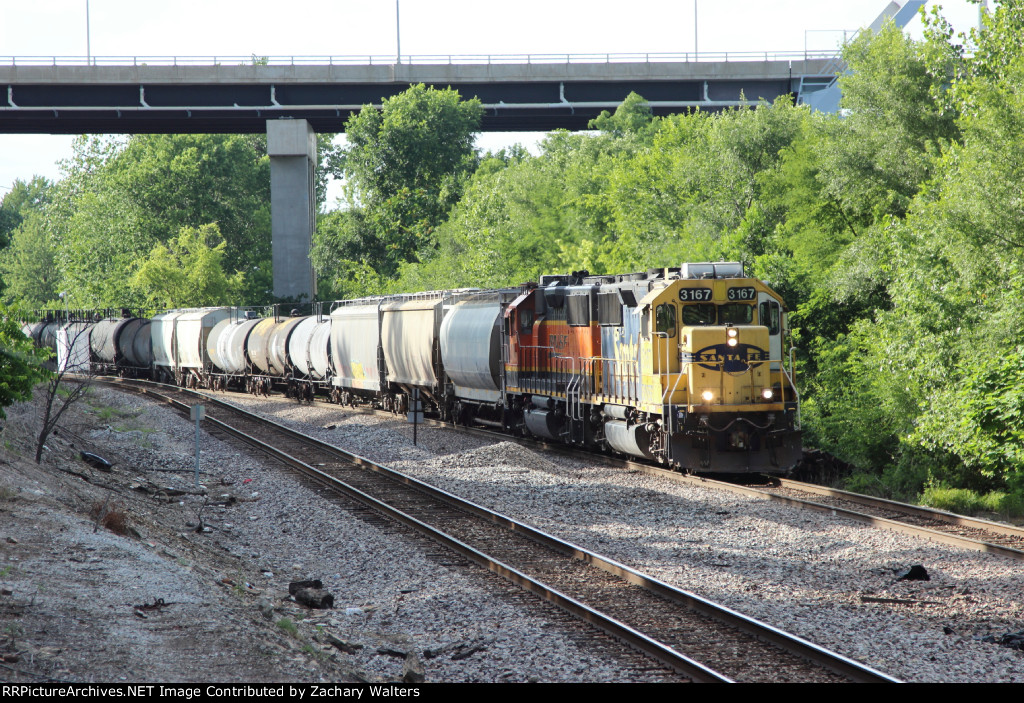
[333,84,483,279]
[132,224,245,308]
[589,91,658,141]
[46,134,271,306]
[0,176,51,251]
[0,212,59,306]
[0,305,49,420]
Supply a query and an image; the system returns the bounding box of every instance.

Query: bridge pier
[267,118,317,302]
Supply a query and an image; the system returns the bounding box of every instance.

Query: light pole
[694,0,698,58]
[396,0,401,65]
[86,1,91,65]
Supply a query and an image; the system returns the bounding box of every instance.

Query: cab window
[758,301,781,335]
[681,304,716,326]
[719,304,753,324]
[655,303,677,338]
[519,308,534,334]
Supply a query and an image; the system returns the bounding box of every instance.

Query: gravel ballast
[220,393,1024,683]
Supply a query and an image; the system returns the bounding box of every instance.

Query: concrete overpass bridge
[2,52,843,301]
[0,3,927,301]
[0,52,839,134]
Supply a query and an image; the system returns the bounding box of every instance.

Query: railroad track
[96,377,898,684]
[580,461,1024,563]
[363,400,1024,563]
[760,478,1024,559]
[92,375,1024,560]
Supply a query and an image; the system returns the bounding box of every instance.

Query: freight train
[23,263,801,473]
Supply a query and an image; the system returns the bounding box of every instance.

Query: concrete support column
[267,119,317,302]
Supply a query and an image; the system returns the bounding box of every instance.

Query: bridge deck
[1,60,836,133]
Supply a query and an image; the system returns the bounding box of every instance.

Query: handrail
[506,348,799,417]
[0,50,842,69]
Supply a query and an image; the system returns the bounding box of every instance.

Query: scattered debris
[321,632,363,655]
[861,596,942,606]
[289,579,334,609]
[898,565,930,581]
[978,631,1024,651]
[257,599,275,621]
[134,598,173,612]
[288,579,322,592]
[80,451,113,472]
[403,652,425,683]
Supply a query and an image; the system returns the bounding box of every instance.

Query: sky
[0,0,982,202]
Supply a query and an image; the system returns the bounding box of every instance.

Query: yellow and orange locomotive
[502,262,800,473]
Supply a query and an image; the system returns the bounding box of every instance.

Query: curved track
[96,378,898,684]
[381,403,1024,562]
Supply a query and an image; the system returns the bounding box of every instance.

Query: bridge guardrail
[0,50,841,68]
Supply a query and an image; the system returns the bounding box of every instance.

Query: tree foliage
[5,5,1024,507]
[313,84,483,293]
[0,306,49,420]
[132,224,246,308]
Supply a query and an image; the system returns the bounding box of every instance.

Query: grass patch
[276,618,299,637]
[113,423,156,434]
[919,485,1024,518]
[0,485,17,502]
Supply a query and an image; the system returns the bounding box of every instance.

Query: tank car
[56,320,93,374]
[284,314,332,400]
[207,310,262,390]
[89,315,151,377]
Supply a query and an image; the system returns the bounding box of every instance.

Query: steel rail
[101,378,899,683]
[111,376,1022,563]
[609,463,1024,562]
[122,381,728,682]
[773,477,1024,540]
[382,399,1024,562]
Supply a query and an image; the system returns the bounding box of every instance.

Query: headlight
[762,388,774,400]
[701,390,714,402]
[727,328,738,338]
[727,337,738,347]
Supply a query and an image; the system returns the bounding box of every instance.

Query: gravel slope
[0,387,679,683]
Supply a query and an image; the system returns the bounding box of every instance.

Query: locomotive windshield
[682,304,716,326]
[719,303,754,324]
[679,303,753,326]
